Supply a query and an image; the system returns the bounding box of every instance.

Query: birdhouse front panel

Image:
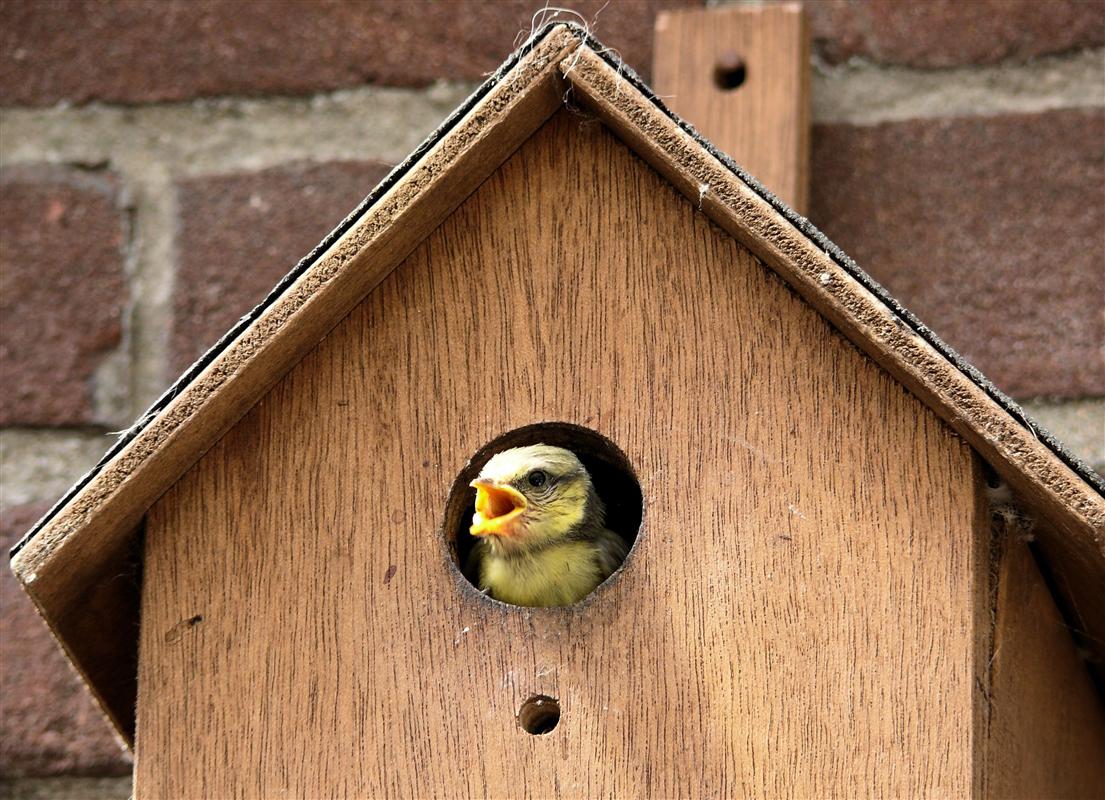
[134,110,992,798]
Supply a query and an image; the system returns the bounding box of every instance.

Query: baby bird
[467,444,627,607]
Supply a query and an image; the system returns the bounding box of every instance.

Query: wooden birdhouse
[10,24,1105,798]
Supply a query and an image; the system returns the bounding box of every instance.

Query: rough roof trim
[575,27,1103,497]
[557,37,1104,676]
[11,22,1102,565]
[9,22,581,744]
[8,24,569,563]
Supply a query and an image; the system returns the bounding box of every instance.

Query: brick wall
[1,2,1102,796]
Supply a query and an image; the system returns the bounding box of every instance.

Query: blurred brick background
[1,1,1102,797]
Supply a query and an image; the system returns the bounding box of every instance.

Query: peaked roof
[11,23,1105,744]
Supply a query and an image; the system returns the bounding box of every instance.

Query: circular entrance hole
[518,695,560,735]
[444,422,642,604]
[713,52,747,91]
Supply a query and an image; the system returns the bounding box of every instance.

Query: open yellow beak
[470,478,527,537]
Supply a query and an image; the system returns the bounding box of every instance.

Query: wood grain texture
[10,25,580,743]
[653,4,810,212]
[137,110,987,798]
[985,522,1105,798]
[560,44,1105,681]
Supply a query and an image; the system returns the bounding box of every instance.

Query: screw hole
[713,52,746,91]
[518,695,560,735]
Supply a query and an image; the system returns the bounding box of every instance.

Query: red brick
[0,166,127,426]
[0,0,697,107]
[808,0,1105,67]
[172,161,391,371]
[809,109,1105,398]
[0,507,131,778]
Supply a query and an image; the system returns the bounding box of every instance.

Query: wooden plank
[137,109,987,799]
[559,44,1105,681]
[653,4,810,212]
[9,25,581,743]
[985,521,1105,798]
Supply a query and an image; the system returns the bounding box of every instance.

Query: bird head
[469,444,602,552]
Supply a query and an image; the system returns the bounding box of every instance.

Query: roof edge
[557,38,1105,678]
[8,22,578,565]
[9,20,584,745]
[12,20,1102,568]
[568,25,1105,499]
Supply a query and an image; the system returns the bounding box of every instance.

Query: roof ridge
[12,20,1100,565]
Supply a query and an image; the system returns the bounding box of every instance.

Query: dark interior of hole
[713,59,747,91]
[518,695,560,735]
[445,422,643,591]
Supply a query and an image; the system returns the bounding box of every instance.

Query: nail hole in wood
[518,695,560,735]
[713,52,747,90]
[444,422,643,601]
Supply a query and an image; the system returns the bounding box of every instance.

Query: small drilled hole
[518,695,560,735]
[713,52,746,91]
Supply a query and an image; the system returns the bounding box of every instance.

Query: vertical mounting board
[652,3,810,213]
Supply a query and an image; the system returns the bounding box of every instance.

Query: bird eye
[527,470,547,488]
